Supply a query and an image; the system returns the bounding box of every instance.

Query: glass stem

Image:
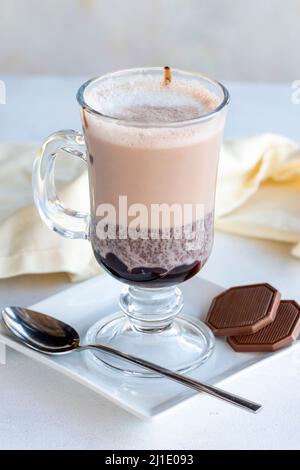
[119,286,183,333]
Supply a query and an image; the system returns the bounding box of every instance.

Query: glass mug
[33,68,229,375]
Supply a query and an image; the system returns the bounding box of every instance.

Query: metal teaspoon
[2,306,262,413]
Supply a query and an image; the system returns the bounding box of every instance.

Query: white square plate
[0,274,298,419]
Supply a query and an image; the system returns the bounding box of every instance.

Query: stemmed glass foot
[86,285,215,377]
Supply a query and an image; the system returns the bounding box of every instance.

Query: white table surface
[0,77,299,450]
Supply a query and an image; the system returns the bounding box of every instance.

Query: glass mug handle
[33,129,90,240]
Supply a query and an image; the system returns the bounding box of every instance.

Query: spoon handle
[83,343,262,413]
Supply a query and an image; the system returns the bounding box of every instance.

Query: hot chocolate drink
[34,67,229,375]
[81,71,225,287]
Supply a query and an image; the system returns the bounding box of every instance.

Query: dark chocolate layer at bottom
[92,212,213,286]
[94,251,206,287]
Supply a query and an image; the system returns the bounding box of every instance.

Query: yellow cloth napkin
[0,143,99,281]
[215,134,300,254]
[0,134,299,282]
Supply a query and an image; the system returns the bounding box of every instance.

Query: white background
[0,0,299,81]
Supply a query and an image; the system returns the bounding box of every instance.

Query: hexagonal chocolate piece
[228,300,300,352]
[206,283,281,336]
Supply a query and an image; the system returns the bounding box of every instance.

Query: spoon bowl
[2,306,79,354]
